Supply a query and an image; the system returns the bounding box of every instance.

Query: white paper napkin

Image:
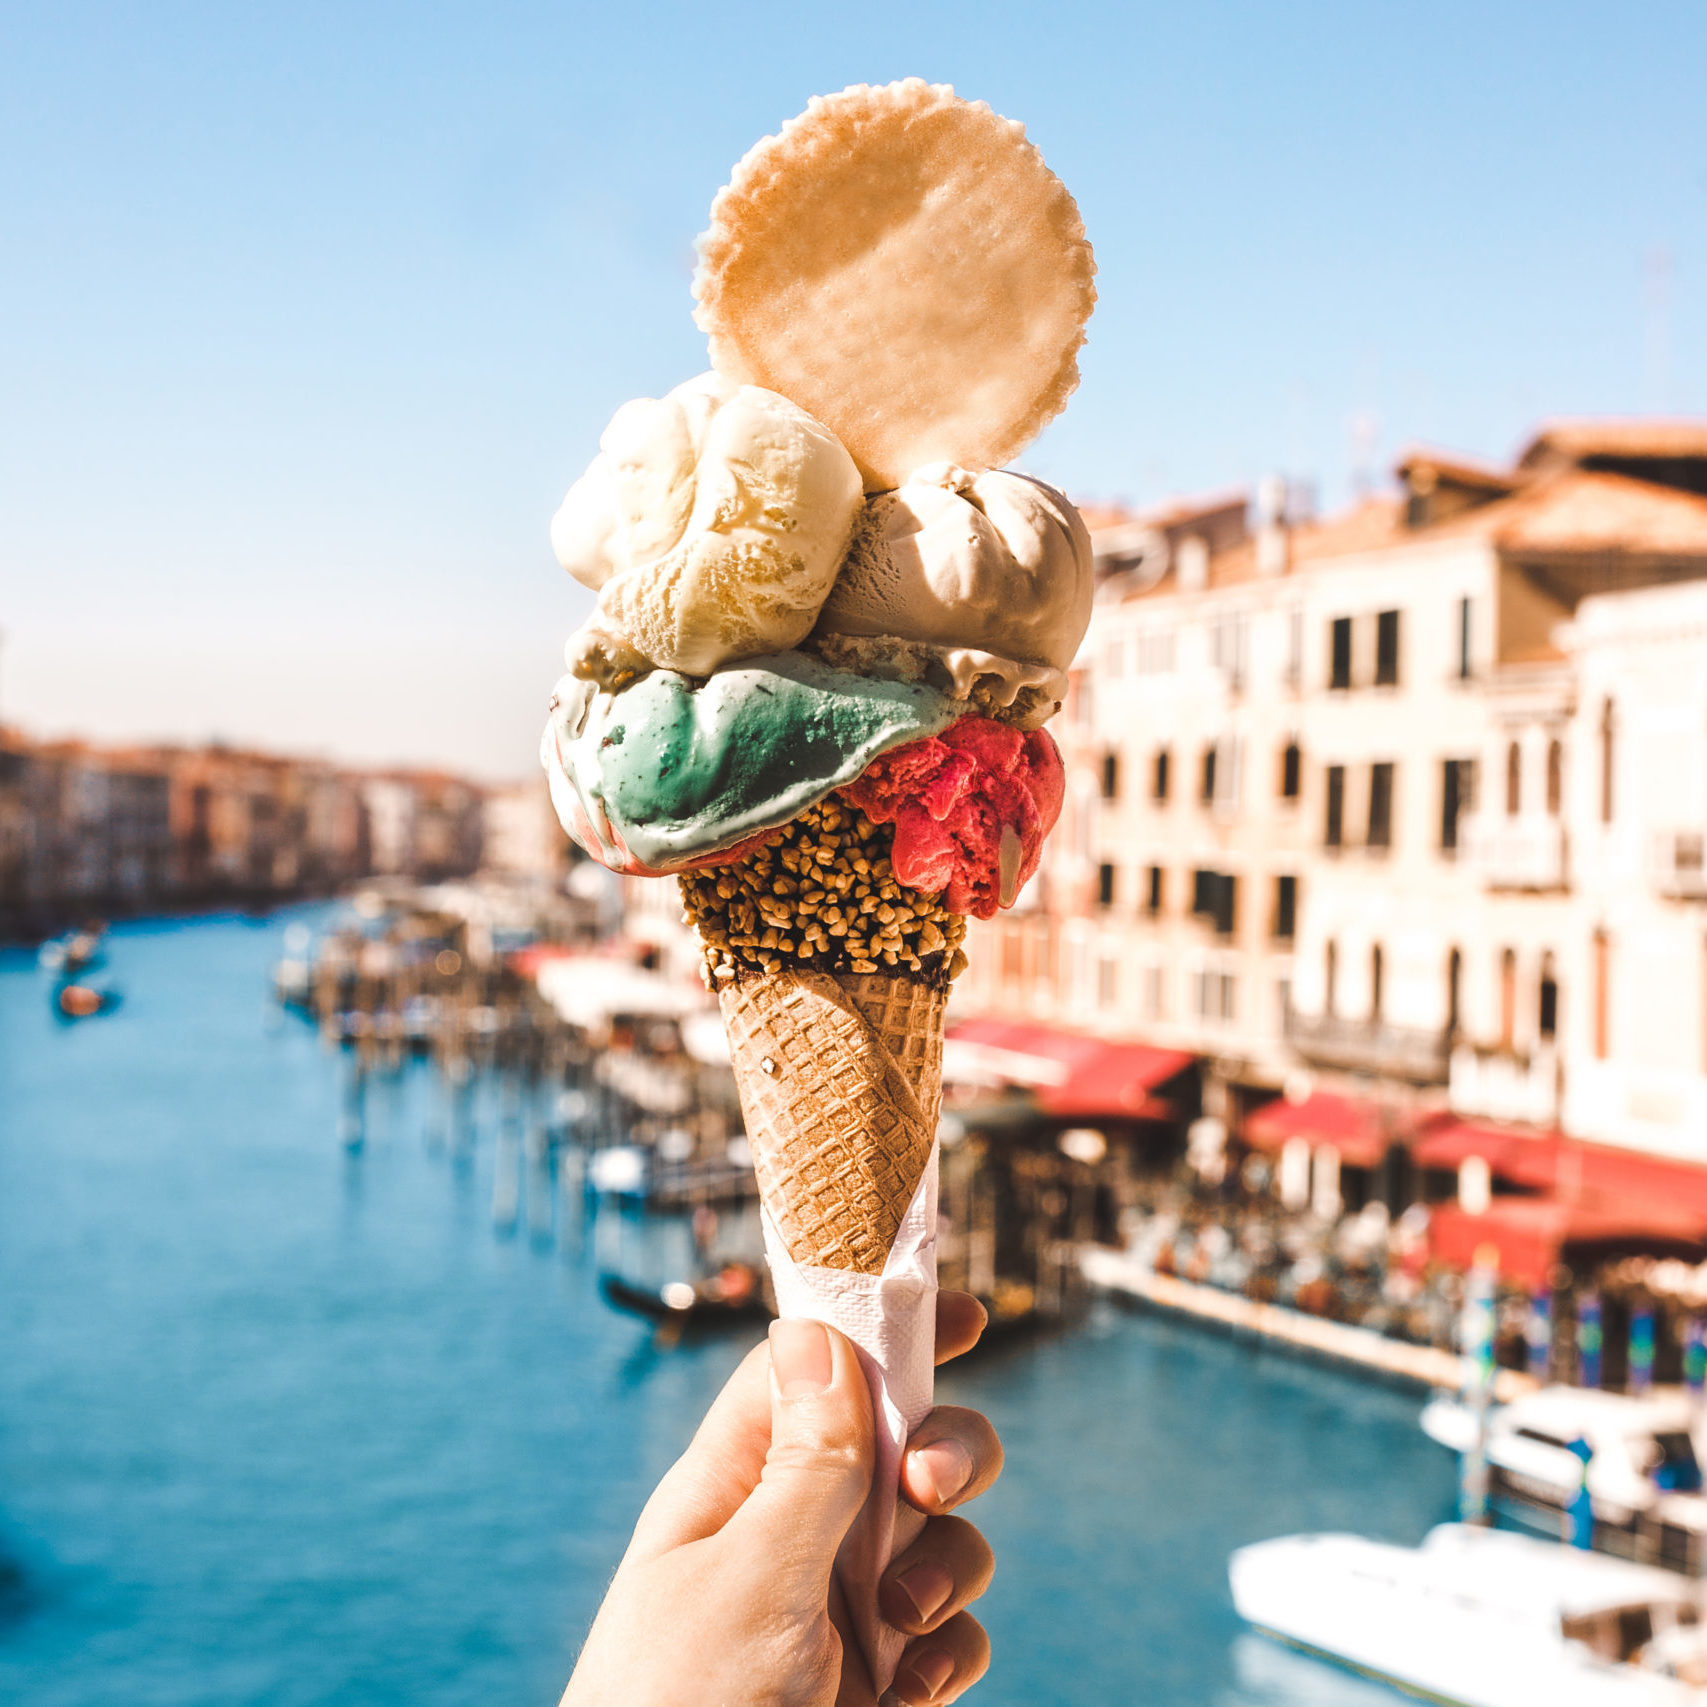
[761,1140,940,1694]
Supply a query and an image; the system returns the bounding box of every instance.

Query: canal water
[0,912,1454,1706]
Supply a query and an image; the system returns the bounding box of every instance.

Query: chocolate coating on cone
[721,968,945,1274]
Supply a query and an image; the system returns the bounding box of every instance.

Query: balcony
[1284,1009,1451,1085]
[1652,831,1707,901]
[1449,1042,1561,1128]
[1460,814,1568,891]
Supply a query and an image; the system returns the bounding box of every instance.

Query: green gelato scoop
[540,652,962,875]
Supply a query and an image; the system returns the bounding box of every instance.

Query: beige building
[960,420,1707,1164]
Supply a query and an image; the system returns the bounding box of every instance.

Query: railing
[1652,830,1707,901]
[1460,814,1568,891]
[1284,1009,1451,1084]
[1449,1042,1560,1128]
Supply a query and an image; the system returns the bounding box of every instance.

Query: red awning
[944,1018,1195,1121]
[1243,1091,1395,1169]
[1409,1118,1561,1191]
[1430,1197,1707,1290]
[1412,1121,1707,1219]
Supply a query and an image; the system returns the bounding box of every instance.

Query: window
[1441,758,1475,852]
[1375,610,1401,686]
[1593,929,1611,1059]
[1329,616,1353,689]
[1286,609,1304,687]
[1273,874,1297,941]
[1280,740,1302,800]
[1457,596,1473,680]
[1191,869,1237,936]
[1152,747,1171,803]
[1071,673,1093,729]
[1097,863,1116,907]
[1368,762,1395,849]
[1325,765,1346,848]
[1505,740,1522,817]
[1371,944,1385,1021]
[1539,954,1559,1041]
[1499,948,1518,1048]
[1001,925,1023,979]
[1101,751,1120,802]
[1447,947,1463,1037]
[1097,954,1118,1009]
[1600,699,1616,824]
[1145,864,1164,915]
[1200,744,1217,804]
[1194,970,1236,1022]
[1143,965,1165,1020]
[1546,739,1563,816]
[1325,939,1339,1018]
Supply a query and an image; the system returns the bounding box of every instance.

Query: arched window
[1447,947,1463,1037]
[1370,944,1385,1022]
[1506,739,1522,817]
[1546,739,1563,816]
[1325,939,1339,1019]
[1499,948,1518,1048]
[1539,952,1559,1041]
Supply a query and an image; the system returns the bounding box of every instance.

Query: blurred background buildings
[0,730,563,937]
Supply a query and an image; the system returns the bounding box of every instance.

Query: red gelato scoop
[840,718,1065,919]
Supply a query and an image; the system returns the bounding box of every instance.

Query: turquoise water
[0,912,1452,1705]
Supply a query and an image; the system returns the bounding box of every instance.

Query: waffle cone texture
[720,968,946,1274]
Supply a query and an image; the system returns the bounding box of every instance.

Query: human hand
[563,1291,1002,1707]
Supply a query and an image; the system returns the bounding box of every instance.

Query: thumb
[726,1319,874,1597]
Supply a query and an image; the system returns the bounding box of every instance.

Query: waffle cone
[720,969,947,1275]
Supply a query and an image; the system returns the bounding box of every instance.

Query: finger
[878,1515,994,1636]
[627,1339,772,1559]
[900,1406,1004,1515]
[933,1291,987,1367]
[888,1612,991,1705]
[725,1320,874,1603]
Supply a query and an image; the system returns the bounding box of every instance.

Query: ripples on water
[0,912,1452,1705]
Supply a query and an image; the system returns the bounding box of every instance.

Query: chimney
[1255,473,1290,577]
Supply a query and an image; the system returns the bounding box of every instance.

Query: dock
[1081,1247,1537,1402]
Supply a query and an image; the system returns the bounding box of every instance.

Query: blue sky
[3,2,1703,776]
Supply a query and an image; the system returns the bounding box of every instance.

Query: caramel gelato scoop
[816,463,1094,688]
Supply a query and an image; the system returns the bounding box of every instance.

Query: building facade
[960,420,1707,1166]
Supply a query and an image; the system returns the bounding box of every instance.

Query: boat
[38,928,106,977]
[55,982,121,1020]
[1422,1386,1707,1570]
[598,1261,772,1331]
[1231,1522,1707,1704]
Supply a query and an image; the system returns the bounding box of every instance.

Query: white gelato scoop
[553,371,863,684]
[815,464,1093,687]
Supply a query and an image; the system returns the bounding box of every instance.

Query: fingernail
[898,1646,954,1700]
[769,1320,832,1398]
[911,1438,973,1506]
[883,1559,953,1627]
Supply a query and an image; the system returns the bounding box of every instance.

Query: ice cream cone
[718,967,946,1275]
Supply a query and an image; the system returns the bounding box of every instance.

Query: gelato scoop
[553,371,863,686]
[842,717,1065,919]
[816,464,1094,694]
[541,651,961,876]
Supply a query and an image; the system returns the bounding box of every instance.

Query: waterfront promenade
[1082,1248,1538,1403]
[0,911,1446,1706]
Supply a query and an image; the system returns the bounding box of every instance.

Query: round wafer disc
[693,80,1096,492]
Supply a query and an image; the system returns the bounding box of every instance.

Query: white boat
[1230,1523,1707,1705]
[1421,1386,1707,1568]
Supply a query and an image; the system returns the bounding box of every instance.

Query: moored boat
[1231,1522,1707,1705]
